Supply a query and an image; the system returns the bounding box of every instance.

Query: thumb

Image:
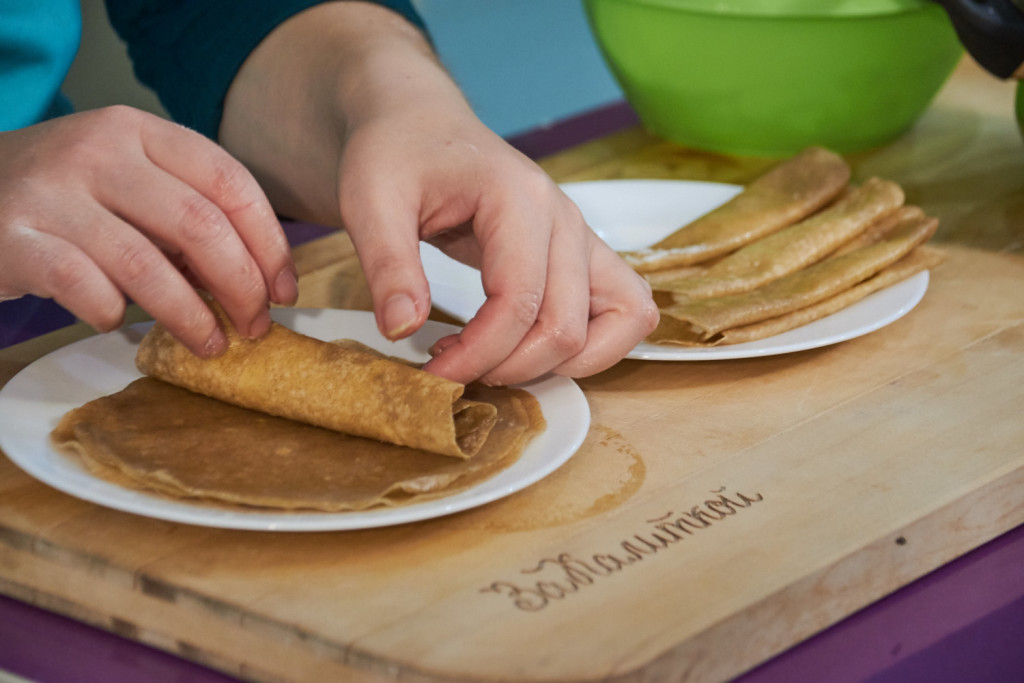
[343,203,432,341]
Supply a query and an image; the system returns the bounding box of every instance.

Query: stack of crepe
[51,304,545,512]
[621,147,943,346]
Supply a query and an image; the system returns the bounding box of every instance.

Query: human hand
[0,106,297,356]
[217,1,657,385]
[336,105,659,385]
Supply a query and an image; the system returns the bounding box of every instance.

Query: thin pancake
[829,205,927,257]
[621,147,850,272]
[657,247,944,347]
[136,302,495,459]
[51,378,545,511]
[653,178,904,299]
[649,213,938,345]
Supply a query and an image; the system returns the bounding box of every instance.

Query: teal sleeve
[0,0,81,131]
[104,0,427,140]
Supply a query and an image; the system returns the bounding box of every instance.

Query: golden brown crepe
[51,377,545,511]
[829,205,927,257]
[650,177,905,300]
[649,212,938,345]
[661,247,944,347]
[136,305,495,459]
[621,147,850,273]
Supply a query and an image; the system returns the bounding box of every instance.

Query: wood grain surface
[1,57,1022,682]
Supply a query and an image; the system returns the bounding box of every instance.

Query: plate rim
[0,309,590,532]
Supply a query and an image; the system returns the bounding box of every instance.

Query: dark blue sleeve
[104,0,427,140]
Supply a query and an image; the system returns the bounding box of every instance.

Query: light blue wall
[412,0,624,138]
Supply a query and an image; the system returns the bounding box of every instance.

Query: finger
[422,199,554,384]
[427,333,459,357]
[139,118,297,306]
[470,207,592,386]
[552,244,659,378]
[94,158,273,340]
[1,224,127,333]
[340,187,432,341]
[66,205,228,356]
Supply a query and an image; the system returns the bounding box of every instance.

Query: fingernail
[273,267,298,305]
[428,336,458,357]
[479,373,505,388]
[383,294,418,339]
[246,308,272,339]
[202,327,228,358]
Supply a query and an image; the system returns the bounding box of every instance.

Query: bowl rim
[583,0,938,19]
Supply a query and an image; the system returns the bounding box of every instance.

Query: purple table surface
[2,102,1022,682]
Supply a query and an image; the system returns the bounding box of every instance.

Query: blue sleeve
[104,0,427,140]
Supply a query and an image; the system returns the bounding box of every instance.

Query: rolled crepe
[669,247,944,347]
[621,147,850,272]
[135,304,497,459]
[51,378,544,511]
[652,178,905,299]
[830,205,927,257]
[649,212,938,345]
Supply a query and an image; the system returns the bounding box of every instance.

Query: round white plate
[420,179,930,360]
[0,310,589,531]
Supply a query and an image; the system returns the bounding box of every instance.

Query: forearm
[219,1,469,225]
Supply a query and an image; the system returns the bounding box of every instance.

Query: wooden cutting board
[1,242,1022,682]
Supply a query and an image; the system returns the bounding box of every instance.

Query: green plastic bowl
[1017,81,1024,139]
[583,0,964,156]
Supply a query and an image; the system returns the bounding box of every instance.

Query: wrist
[220,2,455,223]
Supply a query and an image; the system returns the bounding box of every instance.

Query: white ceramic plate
[0,310,589,531]
[421,179,930,361]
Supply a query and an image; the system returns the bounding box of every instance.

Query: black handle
[931,0,1024,78]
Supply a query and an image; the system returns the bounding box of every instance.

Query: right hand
[216,2,658,385]
[335,104,659,386]
[0,106,297,356]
